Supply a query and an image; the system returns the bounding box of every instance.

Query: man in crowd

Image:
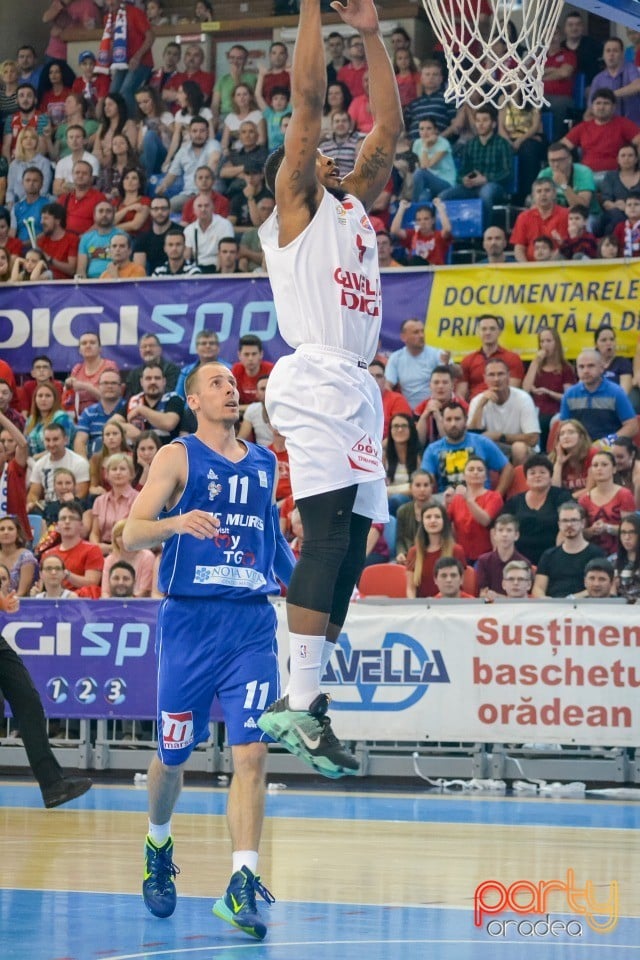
[41,501,103,595]
[100,232,146,279]
[559,349,638,443]
[231,334,274,413]
[212,44,256,124]
[259,41,290,104]
[326,31,349,84]
[319,111,363,177]
[180,165,230,224]
[133,196,175,274]
[3,83,49,159]
[561,10,602,87]
[405,61,456,139]
[175,329,229,399]
[27,424,90,507]
[175,43,215,103]
[337,34,368,97]
[156,117,221,213]
[183,195,235,273]
[562,88,640,179]
[532,502,605,598]
[537,141,596,213]
[11,167,50,244]
[152,229,201,277]
[376,230,402,268]
[582,558,615,599]
[433,557,474,599]
[150,41,182,103]
[218,122,269,196]
[108,561,137,599]
[467,357,541,464]
[414,364,468,446]
[480,225,513,264]
[216,237,242,274]
[52,125,100,195]
[74,370,126,458]
[501,560,533,599]
[510,177,569,261]
[125,333,181,398]
[421,401,513,495]
[458,314,525,400]
[60,159,105,235]
[476,514,529,599]
[440,105,513,226]
[589,37,640,125]
[122,362,184,444]
[76,202,121,278]
[37,202,78,279]
[385,317,448,410]
[101,0,155,116]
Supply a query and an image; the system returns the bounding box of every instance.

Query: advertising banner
[0,270,432,374]
[3,599,637,745]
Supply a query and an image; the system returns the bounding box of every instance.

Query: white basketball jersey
[259,187,381,362]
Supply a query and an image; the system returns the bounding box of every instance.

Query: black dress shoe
[42,776,93,809]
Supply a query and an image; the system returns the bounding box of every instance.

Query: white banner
[274,599,640,747]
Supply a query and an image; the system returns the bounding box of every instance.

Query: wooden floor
[1,778,639,959]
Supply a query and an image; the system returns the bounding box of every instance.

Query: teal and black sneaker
[212,866,275,940]
[257,692,359,779]
[142,836,180,918]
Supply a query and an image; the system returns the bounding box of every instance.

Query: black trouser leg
[0,635,63,789]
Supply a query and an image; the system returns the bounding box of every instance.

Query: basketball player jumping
[257,0,403,776]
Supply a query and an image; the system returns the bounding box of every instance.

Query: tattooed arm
[339,2,404,211]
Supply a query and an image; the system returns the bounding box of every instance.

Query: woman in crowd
[37,59,75,128]
[594,324,633,394]
[579,450,635,556]
[597,235,622,259]
[393,48,420,109]
[132,429,162,490]
[549,419,596,496]
[89,453,138,555]
[410,116,457,204]
[501,454,573,564]
[395,469,434,563]
[10,247,53,283]
[89,419,131,497]
[613,514,640,599]
[93,93,137,168]
[101,519,155,598]
[406,502,466,598]
[0,60,19,124]
[321,81,352,138]
[0,515,37,596]
[165,80,215,167]
[220,83,266,154]
[7,127,53,202]
[522,327,576,449]
[612,436,639,491]
[24,382,74,456]
[445,457,503,563]
[0,247,11,282]
[97,133,141,204]
[114,167,150,236]
[599,144,640,235]
[134,85,172,176]
[385,413,421,515]
[54,92,99,158]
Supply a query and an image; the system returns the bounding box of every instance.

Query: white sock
[287,633,325,710]
[320,640,335,680]
[233,849,259,875]
[148,820,171,846]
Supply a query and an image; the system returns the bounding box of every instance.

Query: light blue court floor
[1,781,639,960]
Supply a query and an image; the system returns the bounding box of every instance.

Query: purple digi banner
[0,600,222,721]
[0,271,433,375]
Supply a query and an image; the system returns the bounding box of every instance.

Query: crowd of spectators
[0,8,639,278]
[0,6,640,611]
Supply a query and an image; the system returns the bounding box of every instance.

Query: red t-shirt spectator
[564,116,640,171]
[38,231,80,279]
[544,48,576,97]
[337,61,367,99]
[63,188,107,236]
[461,346,525,399]
[447,489,503,562]
[401,228,451,265]
[42,540,104,593]
[262,70,290,104]
[103,5,154,68]
[72,73,111,103]
[510,205,570,260]
[231,360,274,406]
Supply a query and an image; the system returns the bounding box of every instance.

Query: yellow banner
[426,259,640,361]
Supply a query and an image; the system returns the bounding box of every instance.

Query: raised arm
[339,1,403,210]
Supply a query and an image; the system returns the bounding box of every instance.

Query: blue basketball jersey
[158,434,280,599]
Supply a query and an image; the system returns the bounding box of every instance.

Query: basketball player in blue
[257,0,403,776]
[123,362,295,941]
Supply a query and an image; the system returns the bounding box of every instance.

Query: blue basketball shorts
[156,595,279,765]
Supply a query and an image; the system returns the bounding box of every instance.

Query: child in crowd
[390,196,452,265]
[559,204,597,259]
[613,190,640,257]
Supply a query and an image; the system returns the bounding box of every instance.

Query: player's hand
[176,510,220,540]
[330,0,379,34]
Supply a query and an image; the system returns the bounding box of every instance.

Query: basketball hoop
[420,0,565,108]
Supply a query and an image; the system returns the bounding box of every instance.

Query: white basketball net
[421,0,566,108]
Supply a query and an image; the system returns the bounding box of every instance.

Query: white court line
[105,940,640,960]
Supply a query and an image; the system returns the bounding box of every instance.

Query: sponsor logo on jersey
[208,481,222,500]
[193,565,267,589]
[244,716,258,729]
[258,470,268,488]
[161,710,194,750]
[225,513,264,530]
[348,433,382,472]
[333,267,380,316]
[360,214,373,231]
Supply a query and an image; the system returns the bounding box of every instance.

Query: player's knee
[231,741,267,781]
